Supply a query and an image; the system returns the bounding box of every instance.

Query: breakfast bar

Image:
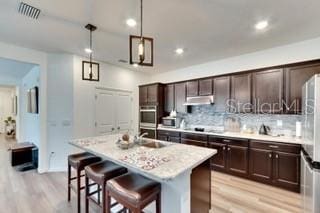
[70,134,216,213]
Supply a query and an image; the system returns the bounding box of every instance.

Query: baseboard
[47,166,67,172]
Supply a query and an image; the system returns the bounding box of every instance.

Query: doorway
[94,88,133,136]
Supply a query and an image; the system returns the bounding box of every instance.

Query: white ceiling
[1,0,320,73]
[0,57,36,79]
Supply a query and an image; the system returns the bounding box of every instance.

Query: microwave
[162,117,181,128]
[140,106,157,128]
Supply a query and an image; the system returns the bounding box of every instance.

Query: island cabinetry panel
[181,133,208,147]
[284,62,320,114]
[213,76,231,112]
[186,80,199,97]
[199,78,213,96]
[164,84,175,113]
[249,140,301,192]
[252,69,284,113]
[174,82,187,113]
[231,73,252,113]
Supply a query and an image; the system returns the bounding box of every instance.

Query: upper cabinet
[253,69,283,114]
[199,78,213,96]
[175,82,187,113]
[231,73,252,113]
[284,62,320,113]
[139,83,164,105]
[164,84,175,113]
[186,80,199,97]
[213,76,231,112]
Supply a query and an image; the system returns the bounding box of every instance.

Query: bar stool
[106,173,161,213]
[84,160,128,213]
[68,152,102,213]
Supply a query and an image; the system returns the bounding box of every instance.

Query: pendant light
[82,24,100,81]
[129,0,154,67]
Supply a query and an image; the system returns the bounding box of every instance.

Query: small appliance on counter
[259,124,271,135]
[162,116,181,128]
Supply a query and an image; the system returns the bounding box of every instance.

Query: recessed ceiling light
[255,20,268,30]
[175,48,184,55]
[133,63,139,68]
[126,19,137,27]
[85,48,93,53]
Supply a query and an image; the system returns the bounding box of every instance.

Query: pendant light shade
[83,24,99,81]
[129,0,154,66]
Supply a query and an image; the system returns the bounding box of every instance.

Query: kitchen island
[70,134,217,213]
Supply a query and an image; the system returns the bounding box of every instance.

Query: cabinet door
[226,145,248,177]
[181,138,207,147]
[231,73,252,113]
[285,63,320,114]
[199,78,213,96]
[174,82,187,113]
[164,84,175,113]
[273,151,300,192]
[147,84,158,104]
[208,142,226,171]
[253,69,283,113]
[186,80,199,97]
[213,76,230,112]
[139,86,148,105]
[249,148,273,183]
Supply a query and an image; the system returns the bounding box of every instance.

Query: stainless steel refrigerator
[301,74,320,213]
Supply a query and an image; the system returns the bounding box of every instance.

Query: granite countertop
[69,134,216,182]
[157,126,305,145]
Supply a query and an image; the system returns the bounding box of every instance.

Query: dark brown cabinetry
[249,140,300,192]
[231,73,252,113]
[164,84,175,113]
[174,82,187,113]
[253,69,284,113]
[199,78,213,96]
[208,137,249,177]
[139,83,164,105]
[186,80,199,97]
[157,130,180,143]
[181,133,208,147]
[213,76,231,112]
[285,62,320,113]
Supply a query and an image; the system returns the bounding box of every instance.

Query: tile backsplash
[179,105,302,133]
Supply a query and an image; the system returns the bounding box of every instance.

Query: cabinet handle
[269,153,272,158]
[275,154,279,158]
[118,127,120,130]
[223,139,232,143]
[227,147,231,151]
[269,145,279,149]
[111,127,115,131]
[222,147,226,150]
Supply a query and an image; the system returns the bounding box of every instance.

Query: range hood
[183,95,214,106]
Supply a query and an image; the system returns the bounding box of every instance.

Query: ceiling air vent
[18,2,41,19]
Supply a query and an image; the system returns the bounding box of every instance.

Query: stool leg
[77,169,81,213]
[97,185,101,205]
[85,176,89,213]
[105,190,110,213]
[156,193,161,213]
[67,163,71,202]
[102,182,106,213]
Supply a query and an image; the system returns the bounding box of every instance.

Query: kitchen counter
[69,134,216,213]
[158,126,305,145]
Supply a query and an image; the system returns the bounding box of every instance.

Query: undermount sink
[140,140,166,148]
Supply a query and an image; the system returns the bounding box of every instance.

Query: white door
[115,91,133,134]
[95,89,116,136]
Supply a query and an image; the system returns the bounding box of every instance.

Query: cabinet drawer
[208,136,248,147]
[157,130,180,137]
[181,138,207,147]
[181,133,208,141]
[169,136,180,143]
[250,140,301,154]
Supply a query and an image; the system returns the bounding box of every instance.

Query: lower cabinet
[207,142,226,171]
[249,148,273,183]
[157,130,181,143]
[181,133,208,147]
[227,145,249,177]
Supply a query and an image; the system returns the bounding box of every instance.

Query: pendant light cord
[140,0,143,39]
[90,29,93,67]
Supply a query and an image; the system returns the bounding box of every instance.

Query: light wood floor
[0,135,302,213]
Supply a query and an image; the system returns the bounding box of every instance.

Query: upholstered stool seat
[84,160,127,213]
[106,173,161,213]
[67,152,101,213]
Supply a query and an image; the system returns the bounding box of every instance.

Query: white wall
[19,66,40,148]
[73,56,151,139]
[151,36,320,83]
[46,54,74,171]
[0,87,16,133]
[0,42,47,173]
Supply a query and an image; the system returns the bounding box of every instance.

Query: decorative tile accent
[179,105,302,132]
